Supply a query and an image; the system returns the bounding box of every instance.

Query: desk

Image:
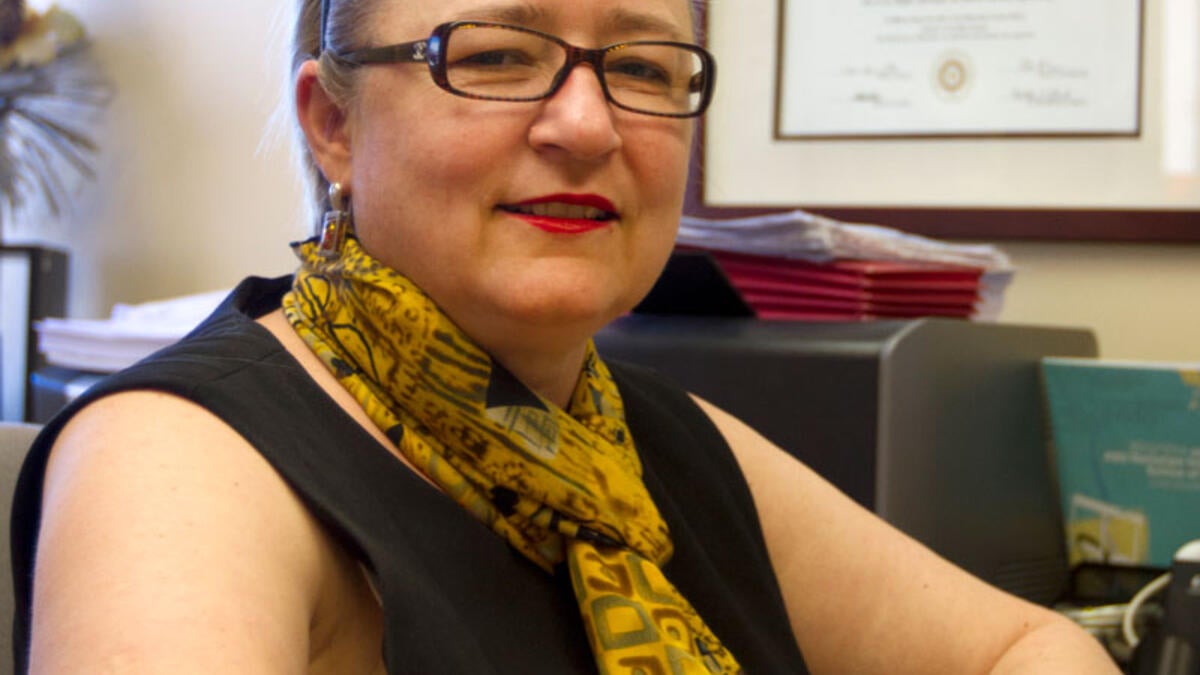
[28,366,105,424]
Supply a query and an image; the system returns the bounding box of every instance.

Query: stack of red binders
[655,210,1015,322]
[706,248,984,321]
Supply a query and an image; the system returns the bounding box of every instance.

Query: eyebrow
[448,2,547,26]
[448,3,690,42]
[600,7,690,42]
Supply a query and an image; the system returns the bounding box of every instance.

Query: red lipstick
[500,193,618,234]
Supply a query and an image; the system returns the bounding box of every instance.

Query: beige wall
[999,242,1200,361]
[17,0,1200,363]
[16,0,304,318]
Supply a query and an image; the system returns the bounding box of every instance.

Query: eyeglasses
[325,21,717,119]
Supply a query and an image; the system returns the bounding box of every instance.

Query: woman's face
[339,0,696,350]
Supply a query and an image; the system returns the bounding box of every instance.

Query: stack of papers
[35,289,228,372]
[675,210,1014,321]
[678,210,1011,268]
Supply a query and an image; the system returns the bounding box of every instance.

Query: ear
[295,60,352,185]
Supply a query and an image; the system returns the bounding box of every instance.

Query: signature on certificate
[1011,88,1086,107]
[840,62,913,81]
[1019,58,1089,80]
[850,90,912,108]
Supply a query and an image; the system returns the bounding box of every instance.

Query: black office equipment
[0,245,68,423]
[1132,541,1200,675]
[595,316,1098,605]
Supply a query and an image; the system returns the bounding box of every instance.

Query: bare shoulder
[688,395,833,531]
[31,390,332,672]
[689,395,1118,675]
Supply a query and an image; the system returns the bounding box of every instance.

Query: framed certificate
[692,0,1200,240]
[777,0,1141,139]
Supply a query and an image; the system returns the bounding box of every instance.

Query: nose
[527,64,622,161]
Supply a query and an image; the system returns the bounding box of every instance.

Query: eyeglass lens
[443,24,707,116]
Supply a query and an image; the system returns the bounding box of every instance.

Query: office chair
[0,422,40,675]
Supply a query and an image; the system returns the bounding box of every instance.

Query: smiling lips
[500,193,618,234]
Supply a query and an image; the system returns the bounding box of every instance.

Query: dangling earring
[319,181,353,258]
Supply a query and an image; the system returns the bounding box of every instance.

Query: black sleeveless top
[11,276,809,674]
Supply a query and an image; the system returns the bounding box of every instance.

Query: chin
[496,290,627,331]
[482,273,639,335]
[491,257,649,318]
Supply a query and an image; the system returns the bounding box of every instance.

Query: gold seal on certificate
[933,51,972,102]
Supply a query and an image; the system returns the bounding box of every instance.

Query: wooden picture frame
[688,0,1200,241]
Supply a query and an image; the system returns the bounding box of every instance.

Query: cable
[1122,572,1171,648]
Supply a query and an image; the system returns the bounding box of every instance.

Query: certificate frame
[690,0,1200,241]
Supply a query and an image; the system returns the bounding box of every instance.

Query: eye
[452,48,536,68]
[606,58,672,85]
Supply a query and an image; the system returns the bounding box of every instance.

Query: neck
[441,304,607,411]
[487,338,590,410]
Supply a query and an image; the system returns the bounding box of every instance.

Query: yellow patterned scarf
[282,235,742,674]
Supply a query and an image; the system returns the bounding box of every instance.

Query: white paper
[34,289,228,373]
[678,210,1014,270]
[778,0,1142,137]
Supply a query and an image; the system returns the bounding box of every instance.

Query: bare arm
[693,396,1119,675]
[30,391,331,673]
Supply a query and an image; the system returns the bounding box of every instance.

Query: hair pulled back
[290,0,377,229]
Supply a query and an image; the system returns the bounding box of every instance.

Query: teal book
[1042,357,1200,569]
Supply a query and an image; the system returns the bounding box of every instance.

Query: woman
[12,0,1119,672]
